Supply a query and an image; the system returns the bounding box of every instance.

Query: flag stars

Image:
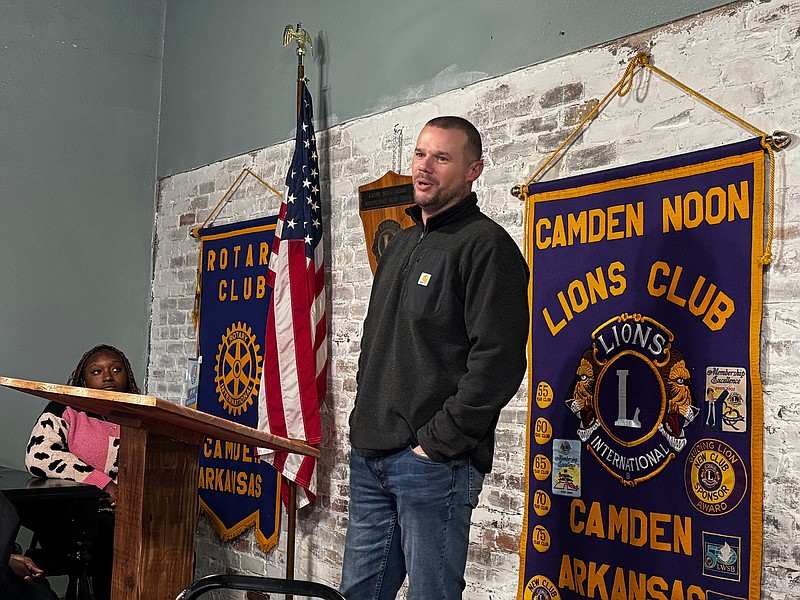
[278,85,322,249]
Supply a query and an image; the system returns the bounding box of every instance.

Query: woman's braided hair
[67,344,141,394]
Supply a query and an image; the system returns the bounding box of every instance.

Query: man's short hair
[425,116,483,162]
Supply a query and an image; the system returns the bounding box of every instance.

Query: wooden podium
[0,376,319,600]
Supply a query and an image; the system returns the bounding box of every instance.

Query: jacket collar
[406,192,479,231]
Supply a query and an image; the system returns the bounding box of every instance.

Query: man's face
[411,125,483,220]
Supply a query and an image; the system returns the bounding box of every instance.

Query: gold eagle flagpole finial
[283,22,312,116]
[283,23,313,68]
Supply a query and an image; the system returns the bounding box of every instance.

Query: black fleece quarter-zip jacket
[349,193,530,473]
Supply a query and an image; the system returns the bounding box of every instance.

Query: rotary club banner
[196,216,282,551]
[519,138,765,600]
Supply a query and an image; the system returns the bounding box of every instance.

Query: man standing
[341,116,529,599]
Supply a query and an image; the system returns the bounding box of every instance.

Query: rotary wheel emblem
[214,322,263,416]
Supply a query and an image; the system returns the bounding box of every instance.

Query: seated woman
[25,344,140,600]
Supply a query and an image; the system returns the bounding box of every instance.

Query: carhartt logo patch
[418,272,431,286]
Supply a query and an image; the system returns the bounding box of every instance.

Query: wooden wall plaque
[358,171,416,275]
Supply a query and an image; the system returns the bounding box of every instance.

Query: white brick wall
[149,1,800,597]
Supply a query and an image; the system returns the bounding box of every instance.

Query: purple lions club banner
[196,216,282,552]
[519,139,765,600]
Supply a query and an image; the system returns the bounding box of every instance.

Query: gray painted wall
[0,0,735,469]
[0,1,165,469]
[157,0,737,177]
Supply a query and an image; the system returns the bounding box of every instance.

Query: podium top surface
[0,376,319,458]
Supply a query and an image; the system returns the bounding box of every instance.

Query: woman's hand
[104,480,119,508]
[9,554,44,580]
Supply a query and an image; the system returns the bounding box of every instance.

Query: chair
[175,574,346,600]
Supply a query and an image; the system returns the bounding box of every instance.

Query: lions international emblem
[565,313,699,485]
[214,321,263,416]
[371,219,402,265]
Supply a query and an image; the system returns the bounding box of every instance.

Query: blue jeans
[340,447,484,600]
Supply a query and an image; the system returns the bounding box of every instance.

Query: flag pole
[281,22,312,598]
[283,22,312,117]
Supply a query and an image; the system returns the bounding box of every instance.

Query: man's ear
[467,159,484,183]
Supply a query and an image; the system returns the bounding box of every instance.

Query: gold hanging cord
[514,52,790,265]
[192,167,282,237]
[190,168,282,336]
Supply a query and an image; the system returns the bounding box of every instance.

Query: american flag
[257,81,327,508]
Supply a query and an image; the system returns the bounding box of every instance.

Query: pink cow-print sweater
[26,402,119,490]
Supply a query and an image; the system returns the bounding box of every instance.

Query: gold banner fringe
[200,496,281,554]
